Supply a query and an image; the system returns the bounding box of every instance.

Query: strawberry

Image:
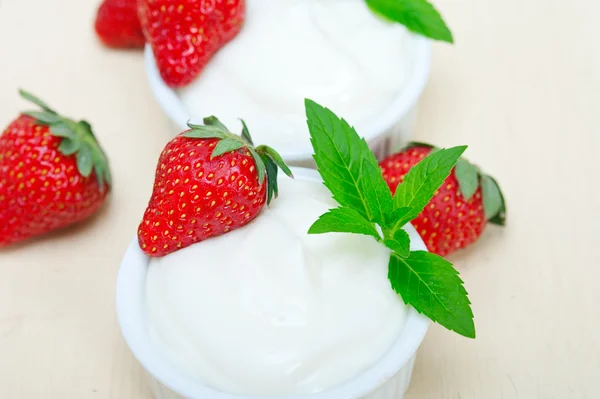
[0,90,112,248]
[138,117,292,257]
[138,0,245,88]
[95,0,145,49]
[380,143,505,256]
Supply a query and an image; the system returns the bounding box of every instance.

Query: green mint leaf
[455,158,479,200]
[23,111,62,125]
[240,119,255,145]
[366,0,454,43]
[203,116,229,132]
[358,158,393,224]
[384,228,410,257]
[19,89,57,114]
[389,251,475,338]
[183,126,229,140]
[211,139,245,159]
[308,206,381,241]
[481,175,503,221]
[305,99,381,221]
[390,206,413,228]
[393,146,466,223]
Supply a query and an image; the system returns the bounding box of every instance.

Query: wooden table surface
[1,0,599,398]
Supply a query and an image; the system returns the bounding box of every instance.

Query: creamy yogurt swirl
[146,177,408,396]
[179,0,413,153]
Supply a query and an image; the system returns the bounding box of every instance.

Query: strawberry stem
[19,89,112,191]
[403,142,506,225]
[240,119,254,145]
[19,89,57,114]
[183,117,293,205]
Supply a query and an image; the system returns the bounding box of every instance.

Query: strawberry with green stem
[380,143,505,256]
[0,90,111,247]
[138,117,292,257]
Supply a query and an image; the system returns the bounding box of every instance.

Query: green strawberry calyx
[405,142,506,226]
[183,117,293,205]
[19,89,112,191]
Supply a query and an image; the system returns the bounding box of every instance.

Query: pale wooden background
[0,0,599,398]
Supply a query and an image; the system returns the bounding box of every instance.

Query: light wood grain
[0,0,599,398]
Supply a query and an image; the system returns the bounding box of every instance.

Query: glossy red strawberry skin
[95,0,145,49]
[380,146,486,256]
[0,116,109,247]
[138,133,266,257]
[138,0,245,87]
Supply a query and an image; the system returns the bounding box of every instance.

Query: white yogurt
[145,177,408,396]
[179,0,413,153]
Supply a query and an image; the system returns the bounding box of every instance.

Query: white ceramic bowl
[144,35,431,167]
[117,168,430,399]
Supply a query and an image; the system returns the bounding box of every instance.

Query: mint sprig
[305,99,475,338]
[366,0,453,43]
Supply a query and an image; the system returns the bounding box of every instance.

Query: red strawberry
[138,0,245,87]
[138,117,292,257]
[380,143,505,256]
[95,0,145,49]
[0,90,112,248]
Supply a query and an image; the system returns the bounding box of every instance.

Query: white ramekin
[117,167,430,399]
[144,35,431,167]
